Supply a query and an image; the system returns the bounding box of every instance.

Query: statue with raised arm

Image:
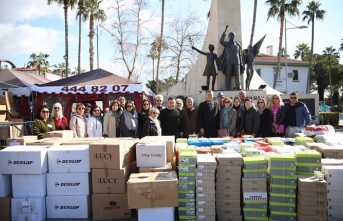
[192,44,218,90]
[243,35,266,90]
[218,25,244,90]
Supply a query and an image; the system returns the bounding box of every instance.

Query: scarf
[149,116,162,136]
[273,104,280,124]
[123,110,138,131]
[223,106,230,128]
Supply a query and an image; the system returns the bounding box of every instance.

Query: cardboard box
[41,130,74,139]
[138,207,174,221]
[0,195,11,221]
[0,174,11,197]
[46,195,90,218]
[26,137,64,146]
[136,142,167,168]
[48,145,90,173]
[0,119,24,139]
[127,171,178,208]
[89,141,128,169]
[0,145,48,174]
[47,172,90,196]
[92,193,131,221]
[216,165,242,175]
[11,197,46,221]
[139,136,174,162]
[6,135,38,146]
[92,168,129,194]
[216,153,243,166]
[12,174,46,197]
[138,162,172,173]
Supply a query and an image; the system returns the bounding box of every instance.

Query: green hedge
[319,112,339,126]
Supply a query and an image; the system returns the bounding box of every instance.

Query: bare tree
[164,11,204,82]
[102,0,151,80]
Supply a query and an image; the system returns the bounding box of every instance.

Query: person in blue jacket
[284,92,312,129]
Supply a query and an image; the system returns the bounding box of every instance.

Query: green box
[269,211,296,221]
[178,216,196,221]
[179,172,196,182]
[269,153,296,167]
[270,167,296,176]
[296,162,321,172]
[178,198,195,208]
[179,163,196,173]
[269,193,296,204]
[243,202,267,209]
[243,208,267,217]
[243,168,267,178]
[178,207,196,216]
[178,181,195,190]
[270,175,297,186]
[270,184,296,194]
[269,202,296,213]
[178,190,195,199]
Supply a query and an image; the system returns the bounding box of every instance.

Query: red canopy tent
[31,68,154,119]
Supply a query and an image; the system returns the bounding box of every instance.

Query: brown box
[215,190,241,200]
[216,207,242,217]
[216,154,243,166]
[89,141,129,169]
[217,216,242,221]
[41,130,74,139]
[216,165,242,175]
[215,199,241,209]
[297,195,327,207]
[298,177,327,189]
[60,137,101,145]
[0,195,11,221]
[139,136,174,162]
[216,182,241,192]
[127,171,178,208]
[297,203,327,217]
[26,137,63,146]
[297,213,326,221]
[6,135,38,146]
[92,193,131,221]
[92,167,129,194]
[139,162,172,173]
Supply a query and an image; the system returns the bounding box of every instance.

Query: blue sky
[0,0,342,81]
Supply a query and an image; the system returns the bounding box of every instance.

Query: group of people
[32,90,312,140]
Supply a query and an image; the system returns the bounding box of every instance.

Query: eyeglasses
[153,112,159,115]
[126,105,133,108]
[290,97,297,99]
[176,103,181,105]
[78,108,85,110]
[258,101,264,104]
[143,103,149,106]
[273,97,279,100]
[156,100,162,102]
[223,101,230,104]
[93,109,100,112]
[41,111,49,114]
[54,107,60,109]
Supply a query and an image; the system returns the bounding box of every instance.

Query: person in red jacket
[52,102,69,130]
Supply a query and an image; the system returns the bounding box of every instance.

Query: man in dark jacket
[239,97,260,137]
[198,90,221,138]
[284,92,312,128]
[159,96,183,139]
[181,97,199,138]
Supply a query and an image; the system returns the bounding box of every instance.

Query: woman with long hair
[257,98,274,137]
[33,105,56,139]
[87,105,103,137]
[120,100,138,137]
[138,99,151,138]
[219,97,237,137]
[69,103,87,138]
[268,94,285,136]
[232,96,243,137]
[103,100,121,138]
[52,102,69,130]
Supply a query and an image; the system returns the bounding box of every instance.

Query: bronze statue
[243,35,266,90]
[192,44,218,91]
[218,25,244,90]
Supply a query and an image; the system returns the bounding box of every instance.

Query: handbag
[218,128,229,138]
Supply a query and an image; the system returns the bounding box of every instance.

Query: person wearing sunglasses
[175,98,184,110]
[120,100,138,137]
[219,97,237,137]
[87,105,103,137]
[284,92,312,129]
[257,98,274,138]
[153,94,166,111]
[103,100,121,138]
[138,99,151,138]
[69,103,87,138]
[52,102,69,130]
[268,94,285,136]
[141,107,162,137]
[33,105,56,139]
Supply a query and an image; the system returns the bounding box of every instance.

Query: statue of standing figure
[218,25,244,91]
[192,44,218,91]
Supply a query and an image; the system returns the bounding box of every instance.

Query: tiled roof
[255,53,310,66]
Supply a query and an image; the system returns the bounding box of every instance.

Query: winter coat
[103,111,117,138]
[33,118,56,139]
[87,116,103,137]
[69,114,87,138]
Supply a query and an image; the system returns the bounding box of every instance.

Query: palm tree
[27,52,50,77]
[339,39,343,52]
[266,0,302,89]
[156,0,165,94]
[82,0,107,71]
[53,62,66,78]
[250,0,258,45]
[302,0,326,93]
[47,0,78,78]
[76,0,84,75]
[322,46,340,107]
[294,43,310,60]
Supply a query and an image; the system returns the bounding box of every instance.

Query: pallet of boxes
[128,137,178,221]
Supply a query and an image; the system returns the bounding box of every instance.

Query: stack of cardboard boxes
[178,146,197,221]
[297,176,327,220]
[215,152,243,220]
[268,153,297,220]
[322,165,343,220]
[46,145,91,219]
[195,154,216,221]
[0,146,48,221]
[295,150,322,176]
[242,156,268,221]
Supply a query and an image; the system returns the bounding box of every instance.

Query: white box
[12,174,46,197]
[136,142,167,168]
[47,172,90,196]
[0,146,48,174]
[11,197,46,221]
[0,174,11,197]
[138,207,174,221]
[46,195,90,218]
[47,145,90,173]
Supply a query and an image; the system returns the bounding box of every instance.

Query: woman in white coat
[87,105,103,137]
